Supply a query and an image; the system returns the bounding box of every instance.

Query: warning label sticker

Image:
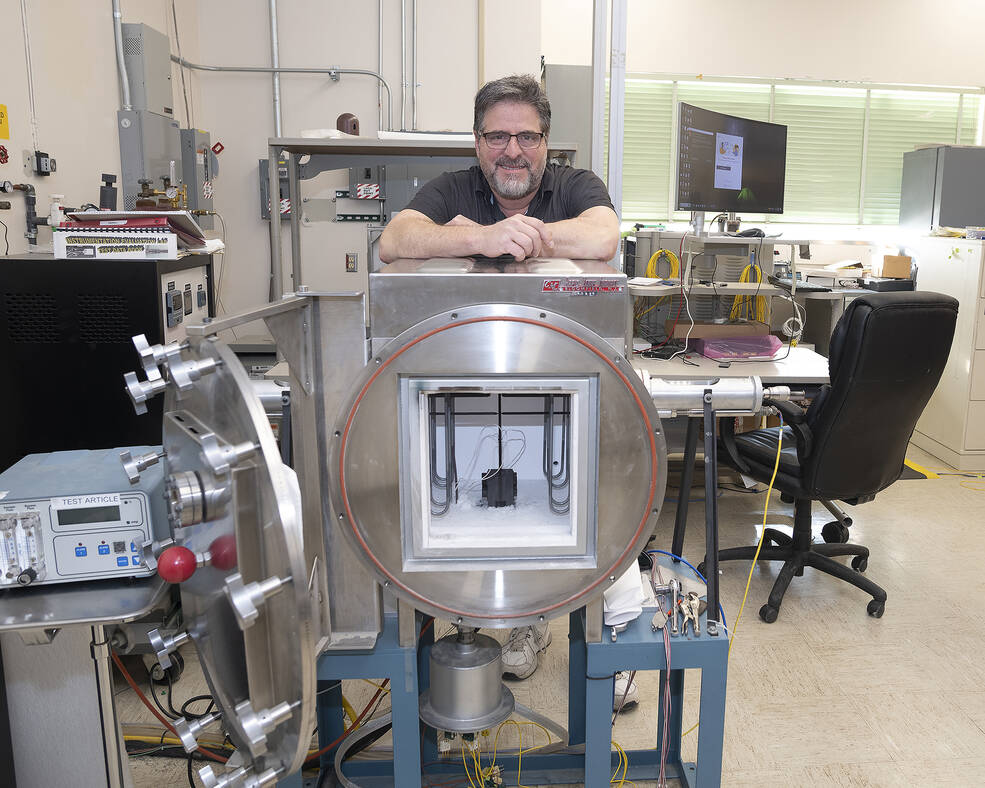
[541,277,625,296]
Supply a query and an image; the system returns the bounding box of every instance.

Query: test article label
[0,105,9,140]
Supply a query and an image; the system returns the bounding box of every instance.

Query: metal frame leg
[695,652,727,785]
[584,672,615,786]
[702,392,720,627]
[391,651,423,781]
[671,417,701,559]
[567,610,587,746]
[316,679,344,773]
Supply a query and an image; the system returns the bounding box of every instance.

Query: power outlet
[345,252,358,273]
[23,149,56,176]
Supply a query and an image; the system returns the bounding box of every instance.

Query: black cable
[0,218,8,255]
[166,673,184,719]
[125,741,229,761]
[149,676,181,721]
[180,694,217,720]
[187,751,195,788]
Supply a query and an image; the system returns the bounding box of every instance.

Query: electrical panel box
[181,128,215,229]
[0,254,213,473]
[543,64,592,169]
[259,157,291,219]
[121,23,174,117]
[161,264,210,343]
[118,109,183,210]
[900,145,985,230]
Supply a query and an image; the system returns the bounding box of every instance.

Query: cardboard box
[665,319,770,340]
[880,255,912,279]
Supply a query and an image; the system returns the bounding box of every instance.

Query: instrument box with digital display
[0,447,165,587]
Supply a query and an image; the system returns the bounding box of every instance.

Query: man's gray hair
[473,74,551,136]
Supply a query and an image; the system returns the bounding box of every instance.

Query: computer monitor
[676,102,787,215]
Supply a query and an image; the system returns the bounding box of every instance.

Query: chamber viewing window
[397,377,599,572]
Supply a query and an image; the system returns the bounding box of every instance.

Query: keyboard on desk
[770,275,830,293]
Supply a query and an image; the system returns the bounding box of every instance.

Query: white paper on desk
[603,565,645,626]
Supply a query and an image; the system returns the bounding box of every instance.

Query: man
[379,76,637,709]
[378,74,619,263]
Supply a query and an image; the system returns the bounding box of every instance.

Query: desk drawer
[978,299,985,349]
[967,402,985,450]
[973,351,985,400]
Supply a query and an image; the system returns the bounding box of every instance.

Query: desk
[635,346,831,618]
[633,345,830,385]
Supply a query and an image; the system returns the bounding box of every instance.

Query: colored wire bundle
[729,262,766,322]
[633,248,680,334]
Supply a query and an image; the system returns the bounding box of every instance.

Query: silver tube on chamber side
[642,373,793,417]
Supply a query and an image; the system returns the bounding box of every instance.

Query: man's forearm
[544,210,620,261]
[379,218,482,262]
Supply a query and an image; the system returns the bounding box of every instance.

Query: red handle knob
[208,534,238,571]
[157,546,198,583]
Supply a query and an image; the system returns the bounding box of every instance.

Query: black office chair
[710,292,958,622]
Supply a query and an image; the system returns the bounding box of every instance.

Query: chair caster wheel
[822,521,850,543]
[851,555,868,572]
[759,604,779,623]
[867,599,885,618]
[696,561,707,577]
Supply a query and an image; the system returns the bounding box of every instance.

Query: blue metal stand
[287,603,727,787]
[575,608,728,788]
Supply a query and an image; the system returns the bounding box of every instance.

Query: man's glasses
[478,131,546,150]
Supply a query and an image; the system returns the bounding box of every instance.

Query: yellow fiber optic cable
[730,263,767,322]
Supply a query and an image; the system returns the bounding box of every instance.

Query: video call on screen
[677,103,787,214]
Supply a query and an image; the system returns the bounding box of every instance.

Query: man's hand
[475,215,554,261]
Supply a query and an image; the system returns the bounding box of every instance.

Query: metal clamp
[199,765,244,788]
[200,434,259,477]
[173,711,222,753]
[168,356,220,392]
[120,449,165,485]
[223,573,291,631]
[199,765,281,788]
[234,699,295,757]
[140,537,174,572]
[123,370,167,415]
[133,334,183,377]
[147,628,190,671]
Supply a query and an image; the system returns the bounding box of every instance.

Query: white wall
[541,0,985,87]
[2,0,541,327]
[0,1,199,257]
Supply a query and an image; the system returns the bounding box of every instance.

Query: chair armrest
[767,399,807,424]
[766,400,814,459]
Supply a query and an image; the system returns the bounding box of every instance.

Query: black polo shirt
[405,163,614,225]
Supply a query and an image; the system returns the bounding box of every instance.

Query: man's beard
[481,155,545,200]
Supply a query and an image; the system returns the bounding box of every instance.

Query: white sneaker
[501,623,552,679]
[613,671,639,712]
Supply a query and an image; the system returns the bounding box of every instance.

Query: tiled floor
[124,445,985,786]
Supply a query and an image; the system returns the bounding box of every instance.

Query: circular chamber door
[329,303,668,628]
[146,337,316,785]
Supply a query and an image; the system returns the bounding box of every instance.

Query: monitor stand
[689,211,705,235]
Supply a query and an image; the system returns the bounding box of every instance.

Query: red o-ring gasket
[338,315,659,621]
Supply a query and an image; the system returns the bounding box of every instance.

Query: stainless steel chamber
[125,257,676,783]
